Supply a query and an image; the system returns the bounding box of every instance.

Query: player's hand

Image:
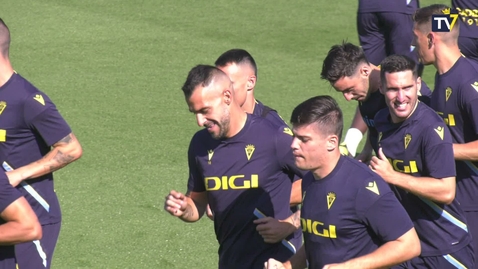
[253,217,296,243]
[5,170,23,187]
[164,190,187,217]
[206,204,214,221]
[369,148,395,183]
[264,258,286,269]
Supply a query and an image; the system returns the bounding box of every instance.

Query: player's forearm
[0,220,42,245]
[290,180,302,206]
[341,228,420,269]
[388,172,455,205]
[283,210,301,230]
[7,133,82,186]
[453,141,478,161]
[350,107,368,134]
[283,245,307,269]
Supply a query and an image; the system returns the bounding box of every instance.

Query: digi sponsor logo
[387,158,418,174]
[432,8,459,32]
[436,112,456,127]
[205,174,259,191]
[301,218,337,238]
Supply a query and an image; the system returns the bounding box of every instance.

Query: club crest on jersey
[0,101,6,115]
[404,134,412,149]
[471,82,478,93]
[327,192,336,210]
[33,94,45,106]
[245,144,255,161]
[445,87,452,101]
[207,149,214,164]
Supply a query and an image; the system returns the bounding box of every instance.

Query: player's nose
[196,113,206,127]
[343,92,353,101]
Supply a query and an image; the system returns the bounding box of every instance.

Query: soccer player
[0,18,83,269]
[452,0,478,62]
[320,42,432,163]
[357,0,420,66]
[164,65,305,269]
[215,49,287,127]
[0,171,42,269]
[213,49,302,242]
[413,3,478,262]
[264,95,420,269]
[371,54,474,268]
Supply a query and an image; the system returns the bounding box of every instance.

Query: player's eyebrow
[189,106,210,114]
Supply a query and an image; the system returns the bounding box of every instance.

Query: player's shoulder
[341,157,391,194]
[8,73,44,96]
[189,128,214,150]
[373,107,389,126]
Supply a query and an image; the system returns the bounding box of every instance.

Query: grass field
[2,0,447,268]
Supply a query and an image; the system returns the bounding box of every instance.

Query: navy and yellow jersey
[358,0,419,14]
[187,114,306,269]
[374,102,472,256]
[252,99,288,128]
[301,156,413,268]
[0,172,22,269]
[432,56,478,211]
[453,0,478,38]
[359,81,432,153]
[0,73,71,225]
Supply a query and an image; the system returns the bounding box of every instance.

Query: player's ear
[327,135,339,152]
[427,33,435,48]
[378,84,385,95]
[416,76,422,92]
[359,64,370,78]
[246,75,256,91]
[223,87,233,105]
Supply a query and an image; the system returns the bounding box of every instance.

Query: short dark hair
[215,49,258,77]
[181,65,226,99]
[380,55,418,86]
[321,42,369,84]
[0,18,10,57]
[413,4,459,32]
[290,95,343,140]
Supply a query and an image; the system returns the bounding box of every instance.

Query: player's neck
[434,46,462,75]
[241,95,256,114]
[312,152,340,180]
[226,105,248,139]
[0,58,14,88]
[368,66,381,93]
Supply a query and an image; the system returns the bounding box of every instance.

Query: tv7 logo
[432,11,459,32]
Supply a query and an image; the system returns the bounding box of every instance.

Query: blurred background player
[0,171,42,269]
[164,65,305,269]
[452,0,478,62]
[371,55,474,269]
[413,4,478,262]
[0,18,83,269]
[213,49,302,243]
[357,0,421,66]
[264,95,420,269]
[320,42,431,163]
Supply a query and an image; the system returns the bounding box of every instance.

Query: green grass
[1,0,447,268]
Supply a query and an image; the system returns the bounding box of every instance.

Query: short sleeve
[186,136,205,193]
[356,178,414,242]
[461,81,478,136]
[23,93,72,146]
[274,126,307,179]
[0,172,21,213]
[422,124,456,178]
